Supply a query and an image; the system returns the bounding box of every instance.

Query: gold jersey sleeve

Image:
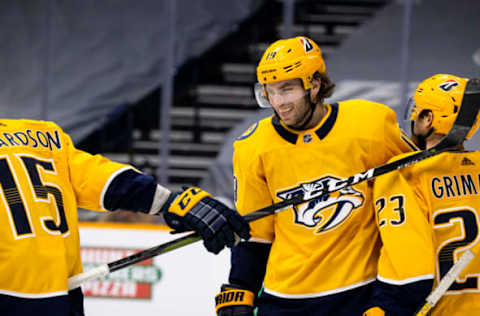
[233,119,275,243]
[373,151,480,315]
[0,119,130,297]
[65,132,133,211]
[373,152,436,283]
[233,101,415,297]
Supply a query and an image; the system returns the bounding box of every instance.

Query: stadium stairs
[77,0,390,192]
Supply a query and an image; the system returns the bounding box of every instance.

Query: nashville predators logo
[277,176,365,233]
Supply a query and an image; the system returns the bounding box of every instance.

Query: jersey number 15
[0,155,69,239]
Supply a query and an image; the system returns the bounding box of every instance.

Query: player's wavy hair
[312,71,335,105]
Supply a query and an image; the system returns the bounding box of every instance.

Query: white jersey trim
[0,288,68,299]
[100,166,134,211]
[249,237,272,244]
[377,274,434,285]
[264,278,375,299]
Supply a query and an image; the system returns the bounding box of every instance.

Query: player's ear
[427,111,433,127]
[420,110,433,128]
[310,76,321,102]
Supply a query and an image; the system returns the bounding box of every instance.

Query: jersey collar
[271,103,339,144]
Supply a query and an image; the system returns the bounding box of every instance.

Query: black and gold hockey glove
[215,284,255,316]
[161,187,250,254]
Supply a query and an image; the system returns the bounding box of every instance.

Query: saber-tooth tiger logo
[277,176,365,233]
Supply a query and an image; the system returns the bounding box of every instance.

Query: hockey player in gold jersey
[0,119,250,316]
[214,36,417,316]
[364,74,480,315]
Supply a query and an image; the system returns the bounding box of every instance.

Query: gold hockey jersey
[0,119,131,298]
[233,100,415,297]
[374,150,480,315]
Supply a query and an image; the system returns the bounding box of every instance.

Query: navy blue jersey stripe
[271,116,298,144]
[315,103,338,140]
[401,134,419,151]
[271,103,339,144]
[104,169,157,213]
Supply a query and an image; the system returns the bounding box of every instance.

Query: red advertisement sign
[80,247,162,299]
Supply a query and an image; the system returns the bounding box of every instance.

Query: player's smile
[277,106,294,119]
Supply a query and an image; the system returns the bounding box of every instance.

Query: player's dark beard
[410,121,433,150]
[273,93,316,130]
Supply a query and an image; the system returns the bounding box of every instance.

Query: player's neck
[425,134,443,149]
[304,103,328,129]
[426,134,465,151]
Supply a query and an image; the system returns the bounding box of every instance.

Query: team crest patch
[298,37,314,53]
[277,176,365,233]
[236,123,258,140]
[303,133,312,143]
[438,79,459,92]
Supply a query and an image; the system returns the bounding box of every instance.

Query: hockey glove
[161,187,250,254]
[215,284,255,316]
[363,307,385,316]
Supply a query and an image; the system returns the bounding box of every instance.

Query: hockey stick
[415,241,480,316]
[68,79,480,290]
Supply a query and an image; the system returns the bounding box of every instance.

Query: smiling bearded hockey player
[364,75,480,316]
[214,36,418,316]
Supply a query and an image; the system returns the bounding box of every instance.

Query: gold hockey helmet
[256,36,325,90]
[408,74,479,139]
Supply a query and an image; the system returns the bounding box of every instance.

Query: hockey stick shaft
[69,79,480,290]
[68,195,306,289]
[68,233,202,289]
[415,242,480,316]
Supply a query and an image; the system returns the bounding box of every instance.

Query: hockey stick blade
[413,79,480,315]
[69,80,480,290]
